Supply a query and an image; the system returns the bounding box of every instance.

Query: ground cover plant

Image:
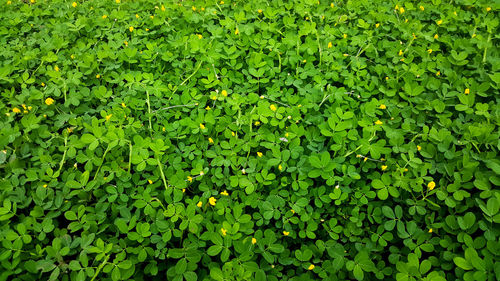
[0,0,499,280]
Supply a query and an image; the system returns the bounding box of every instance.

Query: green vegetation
[0,0,499,280]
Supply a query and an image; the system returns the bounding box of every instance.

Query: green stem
[156,156,170,194]
[90,254,110,281]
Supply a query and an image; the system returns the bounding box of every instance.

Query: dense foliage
[0,0,499,280]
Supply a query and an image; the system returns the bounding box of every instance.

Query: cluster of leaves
[0,0,499,280]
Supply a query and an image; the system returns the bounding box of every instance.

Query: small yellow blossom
[330,3,334,8]
[102,15,108,19]
[379,104,386,109]
[41,82,45,87]
[135,14,139,19]
[258,9,262,13]
[208,137,214,144]
[278,164,282,171]
[124,41,128,46]
[129,26,134,32]
[148,179,153,184]
[221,190,229,196]
[54,66,59,72]
[72,2,77,7]
[162,127,165,131]
[231,131,235,137]
[375,120,383,125]
[211,95,217,100]
[308,264,315,270]
[221,228,227,236]
[200,171,204,176]
[197,34,203,39]
[150,15,154,19]
[200,123,205,129]
[192,6,196,11]
[235,28,239,35]
[291,209,295,214]
[385,77,389,80]
[427,49,432,54]
[437,19,442,25]
[70,54,75,59]
[209,197,216,206]
[115,0,120,3]
[45,98,55,105]
[252,237,257,244]
[436,71,441,76]
[434,34,439,39]
[328,42,332,48]
[417,145,421,151]
[182,188,186,193]
[187,176,193,182]
[404,168,408,172]
[375,23,380,28]
[221,90,228,97]
[67,127,73,133]
[283,231,289,236]
[270,104,277,111]
[197,201,203,208]
[28,106,32,111]
[96,74,100,78]
[22,104,26,110]
[428,181,436,190]
[486,7,491,12]
[464,88,470,95]
[161,5,165,11]
[105,114,112,121]
[7,1,11,4]
[398,49,403,56]
[429,228,433,233]
[381,165,388,171]
[343,33,347,39]
[399,7,405,14]
[257,152,263,157]
[395,4,399,10]
[206,106,211,110]
[201,7,205,11]
[43,184,47,188]
[412,33,416,39]
[121,102,126,108]
[254,121,260,126]
[12,107,21,113]
[472,33,476,38]
[419,5,424,11]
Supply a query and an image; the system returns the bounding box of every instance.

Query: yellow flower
[235,28,239,35]
[192,6,196,11]
[221,228,227,236]
[486,7,491,12]
[197,34,203,39]
[381,165,387,171]
[254,121,260,126]
[7,1,11,4]
[200,123,205,129]
[43,184,47,188]
[221,190,229,196]
[258,9,262,13]
[428,228,433,233]
[197,201,202,208]
[375,120,383,125]
[464,88,470,95]
[121,102,126,108]
[385,76,389,80]
[283,231,289,236]
[428,181,436,190]
[427,49,432,54]
[211,95,217,100]
[129,26,134,32]
[54,66,59,72]
[434,34,438,39]
[200,171,204,176]
[437,19,442,25]
[28,106,32,111]
[22,104,26,110]
[270,104,277,111]
[375,23,380,28]
[379,104,386,109]
[187,176,193,182]
[252,237,257,244]
[417,145,421,151]
[124,41,128,46]
[221,90,228,97]
[436,71,441,76]
[419,5,424,11]
[291,209,295,214]
[45,98,55,106]
[257,152,263,157]
[395,4,399,10]
[102,14,108,19]
[278,164,282,171]
[182,188,186,193]
[105,114,112,121]
[208,137,214,144]
[161,5,165,11]
[67,127,73,133]
[404,168,408,172]
[70,54,75,60]
[30,0,35,3]
[327,42,332,48]
[206,106,211,110]
[162,127,165,131]
[72,2,77,7]
[115,0,120,3]
[231,131,235,137]
[308,264,315,270]
[209,197,216,206]
[472,33,476,38]
[150,15,154,19]
[148,179,153,184]
[96,74,100,78]
[41,82,45,87]
[330,3,334,8]
[412,33,416,39]
[398,49,403,56]
[343,33,347,39]
[399,7,405,14]
[12,107,21,113]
